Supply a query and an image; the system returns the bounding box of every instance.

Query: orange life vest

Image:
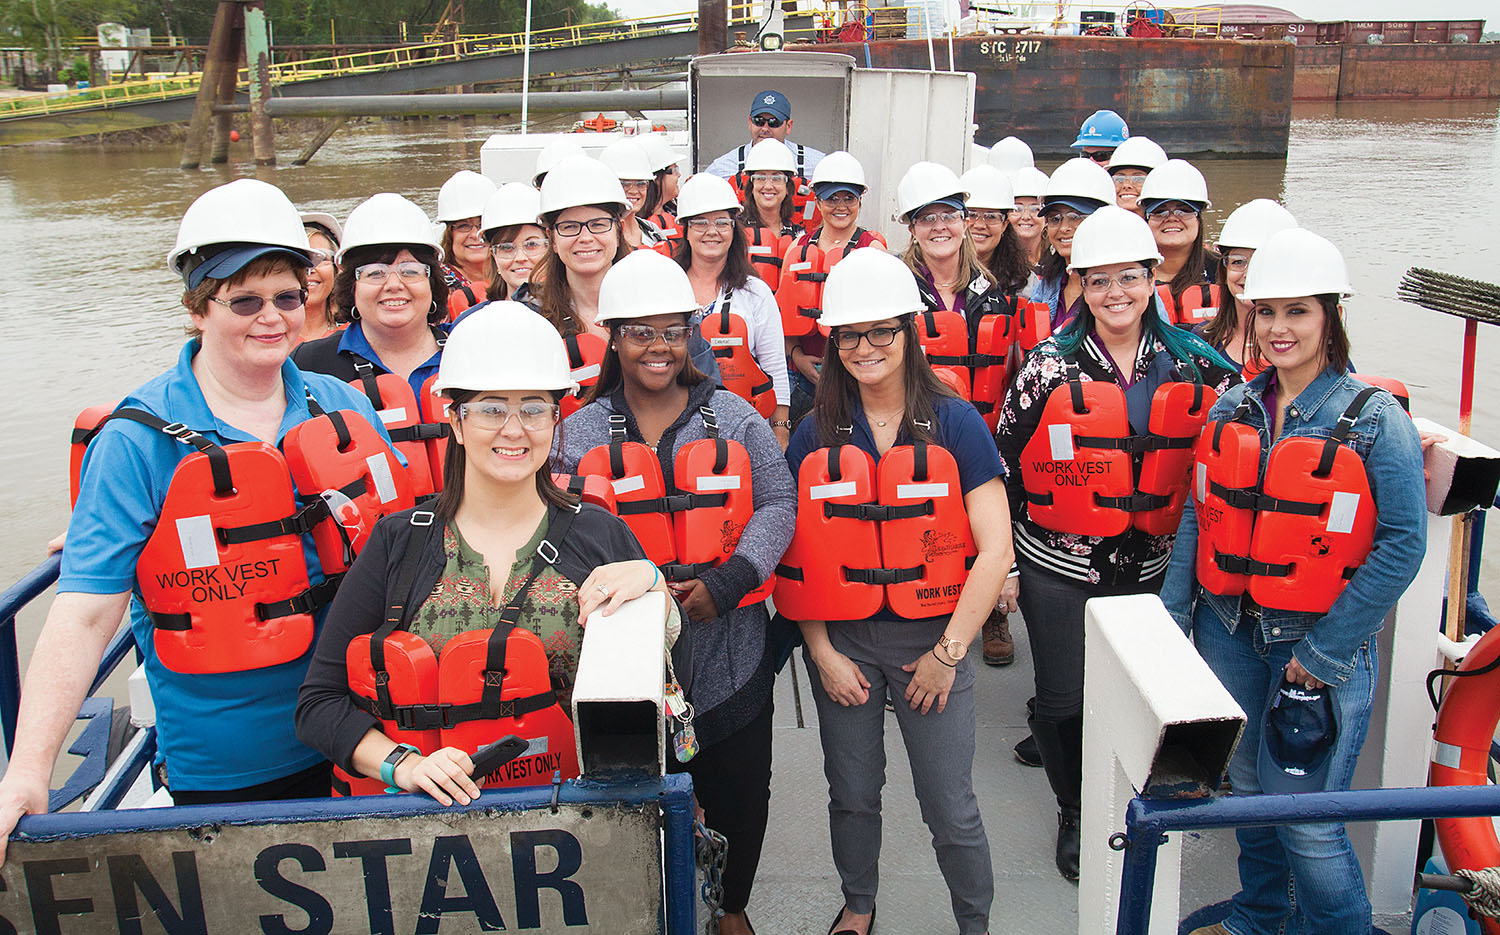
[731,144,819,233]
[776,439,976,620]
[1015,299,1053,355]
[348,354,450,498]
[915,306,973,396]
[550,473,618,513]
[775,229,886,338]
[447,280,488,321]
[1192,387,1380,614]
[970,298,1020,430]
[1351,374,1410,414]
[702,292,776,417]
[574,407,773,607]
[78,405,405,675]
[69,402,120,507]
[1018,368,1217,538]
[338,508,581,796]
[745,226,795,291]
[649,210,682,247]
[558,332,607,420]
[1157,282,1221,327]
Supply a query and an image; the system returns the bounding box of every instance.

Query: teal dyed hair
[1047,278,1235,381]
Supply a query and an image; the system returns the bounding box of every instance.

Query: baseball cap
[1258,683,1338,794]
[184,242,312,289]
[750,89,791,122]
[814,181,863,199]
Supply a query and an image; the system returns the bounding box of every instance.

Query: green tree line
[3,0,620,70]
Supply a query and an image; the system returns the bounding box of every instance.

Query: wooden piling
[179,1,237,169]
[699,0,727,55]
[291,115,347,165]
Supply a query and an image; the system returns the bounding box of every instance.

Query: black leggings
[667,700,773,914]
[169,760,332,806]
[1017,559,1163,721]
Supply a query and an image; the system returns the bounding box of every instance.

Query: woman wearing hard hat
[1141,159,1220,326]
[0,180,404,854]
[781,248,1012,935]
[1160,228,1424,935]
[673,173,792,445]
[1197,199,1297,376]
[298,211,342,345]
[985,135,1034,175]
[293,193,453,500]
[560,250,795,935]
[996,206,1237,882]
[639,134,684,240]
[600,137,667,252]
[435,170,499,318]
[1008,165,1049,271]
[1031,157,1118,330]
[958,164,1032,297]
[1105,135,1168,217]
[738,138,802,288]
[297,301,684,804]
[777,151,888,430]
[479,182,548,305]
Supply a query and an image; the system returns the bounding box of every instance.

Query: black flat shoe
[826,903,876,935]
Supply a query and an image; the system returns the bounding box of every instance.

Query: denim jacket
[1160,365,1427,686]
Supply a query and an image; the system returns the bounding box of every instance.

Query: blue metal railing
[1115,784,1500,934]
[0,551,60,752]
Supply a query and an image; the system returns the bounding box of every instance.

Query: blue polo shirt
[61,339,398,791]
[338,320,445,401]
[786,395,1005,622]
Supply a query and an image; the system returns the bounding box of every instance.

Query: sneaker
[1013,733,1042,767]
[981,609,1014,666]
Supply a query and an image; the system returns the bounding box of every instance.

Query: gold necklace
[868,409,903,428]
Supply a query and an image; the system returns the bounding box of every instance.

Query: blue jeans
[1193,603,1376,935]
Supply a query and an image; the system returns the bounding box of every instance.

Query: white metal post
[520,0,534,133]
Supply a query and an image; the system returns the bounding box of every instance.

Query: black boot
[1029,715,1083,882]
[1013,697,1042,767]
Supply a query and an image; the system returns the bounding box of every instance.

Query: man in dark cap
[706,88,826,181]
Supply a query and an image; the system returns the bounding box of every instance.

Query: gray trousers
[804,618,993,934]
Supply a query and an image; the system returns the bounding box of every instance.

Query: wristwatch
[937,634,967,662]
[381,743,420,794]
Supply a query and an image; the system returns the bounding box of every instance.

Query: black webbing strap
[151,574,344,633]
[349,355,384,410]
[386,422,449,444]
[1064,364,1089,414]
[845,565,924,586]
[919,308,940,340]
[662,560,716,582]
[366,511,442,718]
[606,414,628,478]
[617,491,730,515]
[99,409,236,497]
[824,500,934,522]
[716,291,733,336]
[1096,491,1172,511]
[461,284,478,307]
[1313,387,1380,478]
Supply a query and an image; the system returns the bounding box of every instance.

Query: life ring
[1430,623,1500,935]
[578,114,617,133]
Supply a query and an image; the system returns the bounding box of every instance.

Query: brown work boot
[982,608,1014,666]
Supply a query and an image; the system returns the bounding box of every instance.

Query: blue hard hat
[1072,109,1130,149]
[1257,683,1339,794]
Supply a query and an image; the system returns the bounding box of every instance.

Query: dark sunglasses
[209,288,307,317]
[1082,150,1113,163]
[751,115,784,128]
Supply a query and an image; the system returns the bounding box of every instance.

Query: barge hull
[1293,43,1500,101]
[811,35,1293,156]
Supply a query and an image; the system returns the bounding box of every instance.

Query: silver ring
[597,584,610,596]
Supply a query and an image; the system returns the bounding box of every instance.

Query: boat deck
[750,610,1247,935]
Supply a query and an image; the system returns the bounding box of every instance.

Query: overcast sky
[608,0,1493,28]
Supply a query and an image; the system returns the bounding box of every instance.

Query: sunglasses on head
[751,114,784,128]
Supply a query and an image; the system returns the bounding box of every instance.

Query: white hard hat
[986,136,1035,174]
[533,138,587,186]
[959,165,1015,211]
[743,138,795,174]
[1067,205,1163,271]
[596,249,699,324]
[336,193,444,264]
[435,170,498,223]
[1043,158,1117,212]
[1240,228,1353,301]
[433,301,576,394]
[1216,199,1297,251]
[810,150,867,192]
[897,161,967,223]
[300,211,343,246]
[599,138,654,182]
[638,134,683,173]
[481,183,542,235]
[819,248,924,328]
[1107,136,1169,173]
[538,155,629,219]
[674,173,741,220]
[1140,158,1211,211]
[169,179,312,286]
[1010,166,1050,200]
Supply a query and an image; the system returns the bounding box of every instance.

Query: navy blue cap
[814,181,864,200]
[1141,197,1206,216]
[1042,196,1108,216]
[749,89,791,122]
[1258,683,1338,794]
[908,196,966,222]
[184,243,312,289]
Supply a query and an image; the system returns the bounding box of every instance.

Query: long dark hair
[432,388,576,524]
[981,224,1033,295]
[331,244,448,325]
[1037,239,1068,283]
[1246,294,1351,375]
[1200,253,1243,354]
[1158,206,1210,306]
[1049,261,1234,381]
[741,171,795,230]
[641,174,666,217]
[535,204,631,337]
[583,314,707,405]
[811,314,959,447]
[673,217,753,292]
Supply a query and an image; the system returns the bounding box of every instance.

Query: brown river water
[0,100,1496,673]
